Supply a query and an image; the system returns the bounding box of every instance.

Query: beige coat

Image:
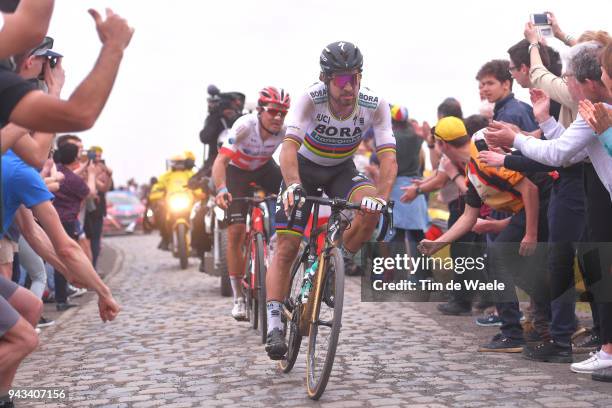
[529,63,578,129]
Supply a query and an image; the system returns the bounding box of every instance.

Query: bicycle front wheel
[278,240,307,373]
[306,247,345,400]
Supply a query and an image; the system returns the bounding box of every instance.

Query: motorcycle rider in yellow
[149,152,200,250]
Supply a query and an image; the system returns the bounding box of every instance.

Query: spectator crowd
[396,14,612,383]
[0,1,133,406]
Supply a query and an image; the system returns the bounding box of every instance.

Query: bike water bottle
[300,259,318,304]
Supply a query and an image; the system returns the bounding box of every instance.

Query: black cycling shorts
[226,160,282,225]
[275,154,375,236]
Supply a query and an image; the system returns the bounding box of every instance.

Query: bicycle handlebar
[219,194,277,221]
[230,194,277,203]
[286,196,394,242]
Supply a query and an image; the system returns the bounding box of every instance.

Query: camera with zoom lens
[208,93,235,115]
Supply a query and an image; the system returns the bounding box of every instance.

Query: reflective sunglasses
[262,106,287,118]
[330,73,360,88]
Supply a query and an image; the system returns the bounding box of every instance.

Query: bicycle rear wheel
[306,247,344,400]
[254,234,267,343]
[243,237,255,329]
[278,241,307,373]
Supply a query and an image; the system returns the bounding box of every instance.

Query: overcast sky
[48,0,611,185]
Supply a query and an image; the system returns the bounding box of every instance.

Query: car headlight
[169,194,192,212]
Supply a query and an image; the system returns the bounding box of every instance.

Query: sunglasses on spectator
[262,106,287,118]
[508,65,519,73]
[330,73,361,88]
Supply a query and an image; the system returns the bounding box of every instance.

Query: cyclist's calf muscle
[266,233,302,302]
[227,224,247,278]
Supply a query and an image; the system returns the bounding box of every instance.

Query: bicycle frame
[241,197,273,292]
[285,195,393,335]
[280,194,393,399]
[292,198,351,335]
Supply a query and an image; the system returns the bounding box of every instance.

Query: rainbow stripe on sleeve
[283,135,302,146]
[376,143,397,155]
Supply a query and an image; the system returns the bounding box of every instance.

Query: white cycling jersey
[284,82,395,167]
[219,113,285,171]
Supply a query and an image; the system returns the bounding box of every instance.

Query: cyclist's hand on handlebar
[360,196,387,214]
[215,191,232,209]
[282,183,306,214]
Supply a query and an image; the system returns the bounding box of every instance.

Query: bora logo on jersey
[313,124,363,138]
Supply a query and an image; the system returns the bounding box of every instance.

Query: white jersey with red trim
[284,82,396,167]
[219,113,285,171]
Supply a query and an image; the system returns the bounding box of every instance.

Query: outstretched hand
[579,100,612,135]
[89,8,134,50]
[524,22,539,44]
[98,294,121,322]
[484,121,517,149]
[417,239,444,256]
[529,88,551,123]
[478,150,506,168]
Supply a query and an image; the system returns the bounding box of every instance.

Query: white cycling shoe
[232,299,247,321]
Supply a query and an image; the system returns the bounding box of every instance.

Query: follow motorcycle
[188,173,232,297]
[166,189,197,269]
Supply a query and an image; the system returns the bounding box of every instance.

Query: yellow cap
[434,117,467,142]
[184,151,196,161]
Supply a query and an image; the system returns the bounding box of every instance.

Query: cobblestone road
[14,234,612,407]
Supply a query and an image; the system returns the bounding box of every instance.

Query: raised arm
[8,9,134,132]
[524,22,576,110]
[0,0,54,59]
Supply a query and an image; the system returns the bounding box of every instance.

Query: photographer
[1,36,63,166]
[199,85,245,176]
